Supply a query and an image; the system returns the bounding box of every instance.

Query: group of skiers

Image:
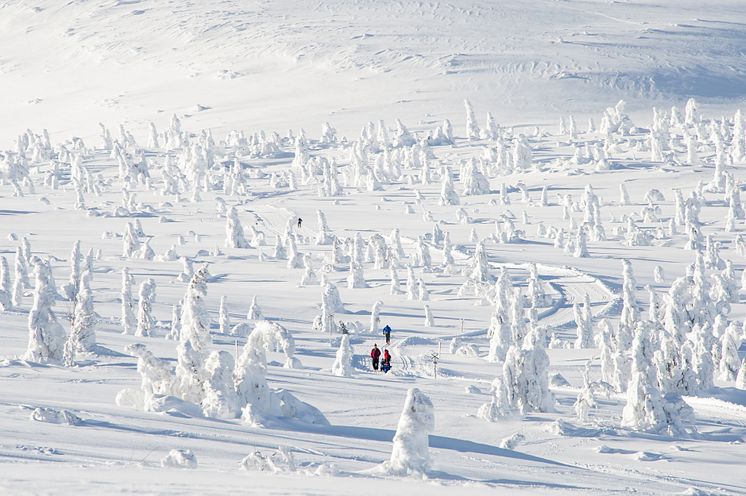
[370,325,393,373]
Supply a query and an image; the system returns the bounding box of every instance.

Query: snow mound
[161,449,198,469]
[29,407,82,426]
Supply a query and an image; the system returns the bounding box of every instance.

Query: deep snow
[2,1,746,495]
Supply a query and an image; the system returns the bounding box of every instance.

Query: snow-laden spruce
[64,270,97,364]
[331,333,353,377]
[380,388,434,477]
[135,278,157,337]
[23,259,66,363]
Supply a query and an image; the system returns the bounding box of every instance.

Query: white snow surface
[1,1,746,495]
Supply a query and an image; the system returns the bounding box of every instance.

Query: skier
[381,348,391,373]
[382,324,392,345]
[297,217,303,229]
[370,344,381,371]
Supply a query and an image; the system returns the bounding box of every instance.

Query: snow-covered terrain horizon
[2,1,746,495]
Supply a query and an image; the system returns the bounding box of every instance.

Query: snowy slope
[2,0,746,145]
[2,1,746,495]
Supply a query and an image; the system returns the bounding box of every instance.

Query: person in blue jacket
[382,324,392,345]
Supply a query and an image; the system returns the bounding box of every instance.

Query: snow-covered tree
[477,377,511,421]
[0,256,11,311]
[331,333,354,377]
[439,169,460,206]
[180,265,211,351]
[315,210,334,245]
[347,260,367,288]
[382,388,435,477]
[574,294,593,349]
[502,326,553,413]
[464,99,480,140]
[621,322,689,434]
[462,159,490,195]
[219,296,230,335]
[22,259,66,363]
[719,323,742,382]
[122,222,140,258]
[66,271,97,360]
[247,295,264,321]
[12,246,28,307]
[225,206,250,248]
[121,268,136,335]
[370,300,383,334]
[135,278,157,337]
[423,304,434,327]
[62,241,83,301]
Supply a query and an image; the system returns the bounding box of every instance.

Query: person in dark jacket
[370,344,381,371]
[381,348,391,373]
[382,324,392,345]
[297,217,303,228]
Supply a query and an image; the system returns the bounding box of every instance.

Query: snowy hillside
[2,0,746,144]
[2,1,746,495]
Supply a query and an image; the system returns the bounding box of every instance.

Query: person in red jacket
[381,348,392,373]
[370,344,381,371]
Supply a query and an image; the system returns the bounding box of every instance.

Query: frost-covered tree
[488,267,513,362]
[0,256,11,311]
[477,377,511,421]
[370,300,383,334]
[122,222,140,258]
[12,247,28,307]
[235,321,314,426]
[201,350,239,418]
[469,241,492,283]
[331,333,353,377]
[381,388,435,477]
[412,236,431,270]
[423,304,434,327]
[180,265,211,351]
[167,301,182,340]
[121,268,136,335]
[66,271,97,359]
[23,259,66,363]
[135,278,157,337]
[439,169,460,206]
[462,159,490,195]
[347,260,367,289]
[621,322,689,434]
[315,210,334,245]
[62,241,83,301]
[247,295,263,321]
[225,206,250,248]
[503,326,553,413]
[736,359,746,390]
[573,225,589,258]
[464,99,480,140]
[574,294,593,349]
[219,296,230,335]
[286,234,303,269]
[719,323,742,382]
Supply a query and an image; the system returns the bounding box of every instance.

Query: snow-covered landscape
[2,1,746,494]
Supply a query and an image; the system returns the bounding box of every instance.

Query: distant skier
[370,344,381,371]
[382,324,392,345]
[381,348,391,373]
[297,217,303,229]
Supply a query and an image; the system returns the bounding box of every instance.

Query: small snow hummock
[161,449,198,469]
